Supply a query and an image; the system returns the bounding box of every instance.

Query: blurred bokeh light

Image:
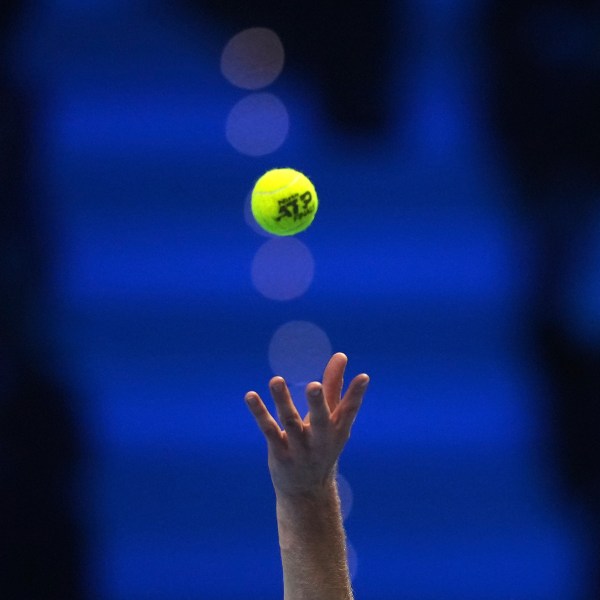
[225,92,289,156]
[220,27,285,90]
[251,237,315,301]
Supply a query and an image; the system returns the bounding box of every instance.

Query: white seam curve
[254,172,301,196]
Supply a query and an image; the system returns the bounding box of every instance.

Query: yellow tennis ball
[251,168,318,236]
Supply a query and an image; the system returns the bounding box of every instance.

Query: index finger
[245,391,285,449]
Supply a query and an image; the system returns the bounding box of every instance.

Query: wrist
[274,474,339,505]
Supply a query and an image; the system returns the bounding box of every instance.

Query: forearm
[276,477,353,600]
[245,354,368,600]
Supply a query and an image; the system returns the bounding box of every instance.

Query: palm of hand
[245,353,369,497]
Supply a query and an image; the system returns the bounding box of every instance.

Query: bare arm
[245,353,369,600]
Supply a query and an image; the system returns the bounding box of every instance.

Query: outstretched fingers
[247,358,368,455]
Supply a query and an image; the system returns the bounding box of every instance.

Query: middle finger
[270,376,305,438]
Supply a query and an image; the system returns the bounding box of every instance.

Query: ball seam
[253,172,302,196]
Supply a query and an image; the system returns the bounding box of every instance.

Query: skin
[245,352,369,600]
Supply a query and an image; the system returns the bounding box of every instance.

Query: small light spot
[221,28,285,90]
[268,321,332,386]
[226,93,289,156]
[251,238,315,301]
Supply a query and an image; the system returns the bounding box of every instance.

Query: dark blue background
[4,1,600,598]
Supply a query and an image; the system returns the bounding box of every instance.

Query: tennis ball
[251,168,318,236]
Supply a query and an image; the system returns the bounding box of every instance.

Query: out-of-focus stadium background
[1,1,599,599]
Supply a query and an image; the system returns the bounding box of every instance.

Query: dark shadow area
[0,3,87,599]
[486,1,600,596]
[180,0,400,137]
[0,370,86,600]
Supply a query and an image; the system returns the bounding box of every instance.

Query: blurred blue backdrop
[1,1,599,599]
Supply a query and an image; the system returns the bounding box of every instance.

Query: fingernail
[245,393,258,407]
[309,386,321,398]
[271,379,283,392]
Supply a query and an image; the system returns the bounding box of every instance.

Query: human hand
[245,353,369,498]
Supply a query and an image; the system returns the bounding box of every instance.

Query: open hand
[245,353,369,498]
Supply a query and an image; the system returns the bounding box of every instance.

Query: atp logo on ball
[275,191,314,223]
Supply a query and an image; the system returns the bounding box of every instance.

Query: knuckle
[264,423,279,437]
[284,416,301,430]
